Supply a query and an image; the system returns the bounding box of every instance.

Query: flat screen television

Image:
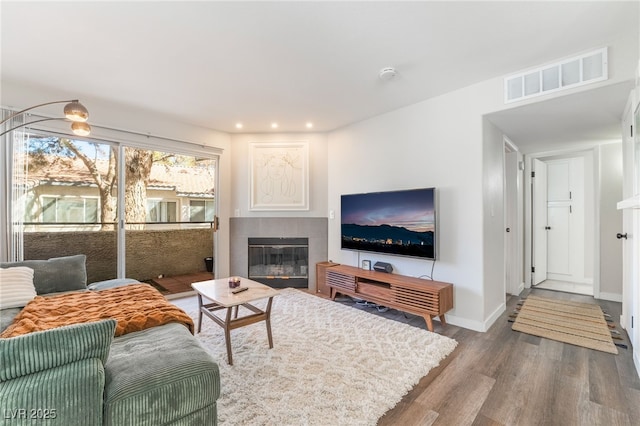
[341,187,436,260]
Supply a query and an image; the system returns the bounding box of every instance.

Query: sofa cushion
[0,266,36,309]
[0,358,106,426]
[0,319,116,382]
[104,322,220,426]
[0,254,87,295]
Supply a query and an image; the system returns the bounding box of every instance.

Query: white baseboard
[445,314,485,332]
[512,282,525,296]
[445,302,506,333]
[484,302,506,331]
[597,292,622,302]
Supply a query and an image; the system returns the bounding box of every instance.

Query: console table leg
[423,315,434,332]
[439,314,447,327]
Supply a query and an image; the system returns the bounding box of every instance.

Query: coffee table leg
[197,294,203,333]
[224,307,234,365]
[265,297,274,349]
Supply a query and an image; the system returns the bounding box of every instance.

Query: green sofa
[0,255,220,425]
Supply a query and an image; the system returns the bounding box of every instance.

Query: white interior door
[547,205,570,275]
[546,160,571,277]
[544,156,588,285]
[532,158,548,285]
[504,150,518,295]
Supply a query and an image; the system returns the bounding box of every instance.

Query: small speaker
[373,261,393,273]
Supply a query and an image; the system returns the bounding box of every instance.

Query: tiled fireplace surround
[229,218,328,293]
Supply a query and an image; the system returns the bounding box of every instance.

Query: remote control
[231,286,248,294]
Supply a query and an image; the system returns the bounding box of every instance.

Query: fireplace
[248,238,309,288]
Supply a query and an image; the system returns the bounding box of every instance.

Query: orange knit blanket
[0,283,194,338]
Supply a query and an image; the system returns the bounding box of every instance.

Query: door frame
[116,144,221,280]
[503,136,524,295]
[531,158,548,285]
[524,147,600,295]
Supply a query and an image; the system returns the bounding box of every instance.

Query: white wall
[327,80,502,331]
[483,119,507,325]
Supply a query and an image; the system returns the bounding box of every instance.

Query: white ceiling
[1,1,638,151]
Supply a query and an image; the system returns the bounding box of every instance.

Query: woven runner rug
[189,288,457,425]
[512,295,617,354]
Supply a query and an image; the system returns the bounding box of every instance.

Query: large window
[8,126,219,285]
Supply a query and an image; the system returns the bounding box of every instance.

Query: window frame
[2,115,221,277]
[40,195,101,224]
[146,198,179,223]
[188,198,215,222]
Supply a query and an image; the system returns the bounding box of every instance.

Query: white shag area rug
[189,288,457,426]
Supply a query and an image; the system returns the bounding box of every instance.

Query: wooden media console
[326,264,453,332]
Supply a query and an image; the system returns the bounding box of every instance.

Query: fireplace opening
[248,237,308,288]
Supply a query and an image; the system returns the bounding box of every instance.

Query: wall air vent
[504,47,608,103]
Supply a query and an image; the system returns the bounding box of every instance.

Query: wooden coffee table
[191,277,279,365]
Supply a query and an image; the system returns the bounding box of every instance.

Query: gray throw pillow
[0,319,116,381]
[0,255,87,295]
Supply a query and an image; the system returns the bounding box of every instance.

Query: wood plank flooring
[171,287,640,425]
[370,288,640,426]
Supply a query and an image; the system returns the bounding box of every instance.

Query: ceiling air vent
[504,47,608,103]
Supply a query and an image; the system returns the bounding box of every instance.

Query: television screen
[341,187,436,259]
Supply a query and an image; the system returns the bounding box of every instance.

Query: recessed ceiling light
[306,122,313,129]
[271,122,278,129]
[235,122,243,129]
